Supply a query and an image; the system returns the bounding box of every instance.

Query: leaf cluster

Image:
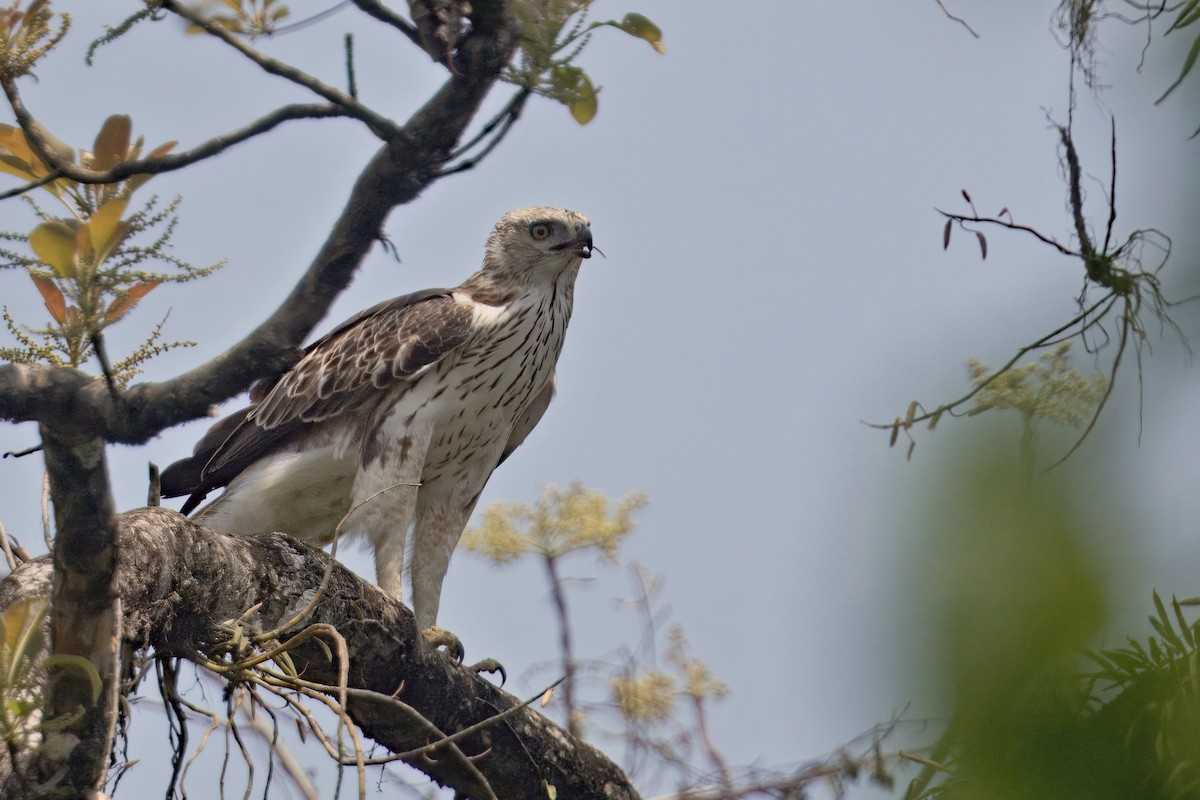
[505,0,664,124]
[182,0,291,39]
[461,480,648,564]
[0,115,219,380]
[0,0,68,79]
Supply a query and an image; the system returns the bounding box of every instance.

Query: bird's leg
[410,499,475,663]
[349,430,428,600]
[410,504,468,629]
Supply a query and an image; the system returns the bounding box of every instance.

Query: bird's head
[483,207,593,278]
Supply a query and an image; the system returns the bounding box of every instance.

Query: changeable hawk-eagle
[160,207,594,630]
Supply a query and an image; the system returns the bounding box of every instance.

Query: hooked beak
[552,225,594,259]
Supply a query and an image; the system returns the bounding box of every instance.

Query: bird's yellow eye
[529,222,552,241]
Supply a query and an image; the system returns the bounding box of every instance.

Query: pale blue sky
[3,2,1200,795]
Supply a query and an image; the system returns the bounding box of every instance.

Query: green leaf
[1168,0,1200,32]
[29,220,77,278]
[42,654,103,704]
[1156,32,1200,104]
[569,73,597,125]
[89,197,129,259]
[616,13,665,54]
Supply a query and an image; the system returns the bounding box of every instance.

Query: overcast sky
[3,2,1200,796]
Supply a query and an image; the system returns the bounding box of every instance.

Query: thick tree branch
[0,4,519,443]
[32,425,121,797]
[0,509,642,800]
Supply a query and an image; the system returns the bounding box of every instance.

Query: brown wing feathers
[160,288,472,513]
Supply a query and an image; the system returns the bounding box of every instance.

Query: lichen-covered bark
[0,5,524,797]
[34,425,121,797]
[0,510,641,800]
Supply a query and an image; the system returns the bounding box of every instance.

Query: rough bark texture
[34,426,121,796]
[0,3,527,797]
[0,510,641,800]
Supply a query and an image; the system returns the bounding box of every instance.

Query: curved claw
[469,658,507,686]
[421,626,464,663]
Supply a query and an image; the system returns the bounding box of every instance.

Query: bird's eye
[529,222,552,241]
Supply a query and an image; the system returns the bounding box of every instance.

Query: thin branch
[1059,124,1094,257]
[939,208,1079,257]
[0,169,66,201]
[439,88,531,176]
[0,79,350,188]
[933,0,980,38]
[866,293,1116,431]
[349,0,422,47]
[0,520,16,571]
[1103,117,1118,255]
[545,554,580,738]
[161,0,401,140]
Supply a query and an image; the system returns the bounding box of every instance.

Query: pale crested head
[482,207,593,277]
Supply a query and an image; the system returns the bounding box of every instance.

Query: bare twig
[0,519,16,571]
[939,208,1078,257]
[933,0,980,38]
[162,0,401,140]
[0,74,350,188]
[544,554,580,738]
[1,444,41,458]
[349,0,422,47]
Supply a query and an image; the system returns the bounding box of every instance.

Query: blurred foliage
[0,0,68,79]
[1054,0,1200,133]
[965,343,1106,429]
[506,0,664,124]
[462,480,647,563]
[0,115,219,381]
[904,441,1200,800]
[182,0,290,38]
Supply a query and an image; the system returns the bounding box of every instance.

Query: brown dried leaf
[29,274,66,324]
[889,418,900,447]
[540,687,554,708]
[905,401,918,430]
[942,219,952,250]
[976,231,987,260]
[92,115,132,172]
[104,281,159,324]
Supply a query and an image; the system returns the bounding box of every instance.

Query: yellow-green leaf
[617,13,665,54]
[29,118,74,166]
[42,654,103,704]
[89,197,128,257]
[0,125,38,169]
[146,140,177,159]
[2,597,47,655]
[569,75,597,125]
[29,220,77,277]
[0,153,36,182]
[92,114,132,172]
[75,221,94,265]
[104,281,159,324]
[30,274,67,324]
